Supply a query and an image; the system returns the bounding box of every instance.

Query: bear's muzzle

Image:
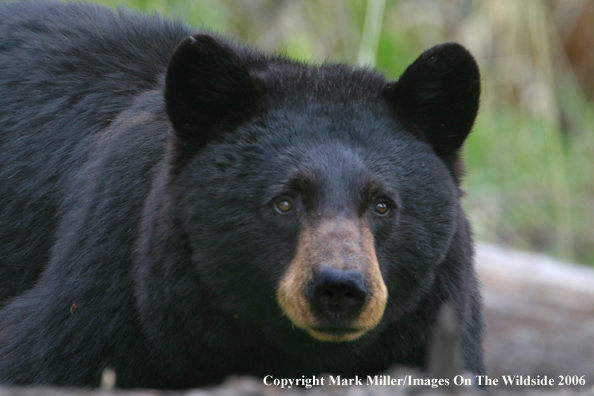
[276,217,388,342]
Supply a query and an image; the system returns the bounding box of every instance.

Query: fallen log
[478,243,594,384]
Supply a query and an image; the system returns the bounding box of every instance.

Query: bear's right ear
[164,34,259,141]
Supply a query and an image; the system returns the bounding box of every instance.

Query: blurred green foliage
[70,0,594,265]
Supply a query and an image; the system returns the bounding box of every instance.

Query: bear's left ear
[385,43,480,160]
[164,34,260,141]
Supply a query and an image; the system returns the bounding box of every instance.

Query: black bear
[0,0,484,389]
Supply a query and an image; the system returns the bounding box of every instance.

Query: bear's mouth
[306,326,365,342]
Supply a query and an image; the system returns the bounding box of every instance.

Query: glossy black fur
[0,0,484,388]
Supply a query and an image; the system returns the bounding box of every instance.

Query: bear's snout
[309,266,367,321]
[276,217,388,342]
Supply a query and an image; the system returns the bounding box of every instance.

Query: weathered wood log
[478,243,594,384]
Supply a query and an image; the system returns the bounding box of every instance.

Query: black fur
[0,0,484,388]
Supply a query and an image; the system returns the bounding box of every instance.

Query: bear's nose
[309,266,367,320]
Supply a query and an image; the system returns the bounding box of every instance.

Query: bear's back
[0,1,192,306]
[0,1,193,134]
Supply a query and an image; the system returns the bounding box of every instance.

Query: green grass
[70,0,594,266]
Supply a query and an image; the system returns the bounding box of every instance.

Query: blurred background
[81,0,594,267]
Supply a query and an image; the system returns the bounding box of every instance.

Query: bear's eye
[274,198,293,214]
[373,201,391,216]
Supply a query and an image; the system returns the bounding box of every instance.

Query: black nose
[309,267,367,319]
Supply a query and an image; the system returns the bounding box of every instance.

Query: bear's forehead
[249,125,431,190]
[245,92,411,156]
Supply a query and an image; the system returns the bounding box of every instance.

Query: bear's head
[142,34,479,349]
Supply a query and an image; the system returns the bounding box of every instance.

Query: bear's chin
[306,326,367,342]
